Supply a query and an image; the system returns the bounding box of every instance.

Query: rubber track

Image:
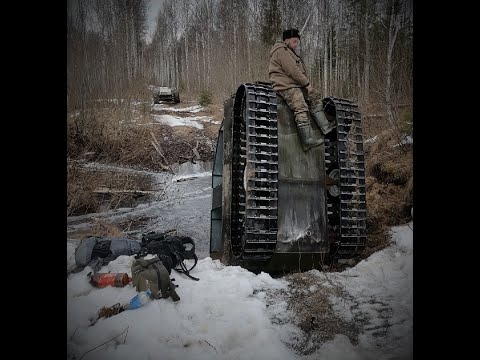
[231,83,278,261]
[324,97,367,258]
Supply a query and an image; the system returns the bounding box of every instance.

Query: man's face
[286,37,300,51]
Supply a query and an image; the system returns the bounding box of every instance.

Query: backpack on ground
[131,256,180,301]
[136,232,199,281]
[73,236,141,274]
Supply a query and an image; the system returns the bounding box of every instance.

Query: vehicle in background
[153,87,180,104]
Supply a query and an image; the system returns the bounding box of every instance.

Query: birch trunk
[364,0,370,102]
[386,0,400,127]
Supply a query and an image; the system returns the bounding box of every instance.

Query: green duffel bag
[131,256,180,302]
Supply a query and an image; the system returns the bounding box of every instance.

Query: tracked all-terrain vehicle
[210,83,366,272]
[153,87,180,104]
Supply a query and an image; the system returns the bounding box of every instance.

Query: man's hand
[306,84,314,94]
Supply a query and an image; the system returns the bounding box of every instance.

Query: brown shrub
[362,175,412,257]
[203,123,221,142]
[368,149,412,185]
[68,90,150,142]
[204,102,224,123]
[67,160,156,216]
[66,96,219,217]
[365,126,412,186]
[67,101,180,172]
[88,219,125,238]
[404,176,413,207]
[67,161,101,216]
[361,121,413,257]
[367,179,411,227]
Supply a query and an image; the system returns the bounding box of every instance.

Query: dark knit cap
[282,28,300,40]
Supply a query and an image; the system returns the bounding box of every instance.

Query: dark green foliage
[199,89,213,107]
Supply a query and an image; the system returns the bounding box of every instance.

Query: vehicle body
[210,82,367,272]
[153,87,180,104]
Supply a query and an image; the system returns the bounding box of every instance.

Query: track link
[231,87,366,262]
[231,83,279,261]
[324,97,367,259]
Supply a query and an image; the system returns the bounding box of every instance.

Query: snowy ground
[150,102,221,129]
[66,222,413,360]
[67,100,412,359]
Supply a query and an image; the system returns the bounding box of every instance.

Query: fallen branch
[150,140,173,172]
[150,131,175,174]
[93,188,157,195]
[192,140,201,161]
[180,155,196,164]
[79,326,129,359]
[203,340,217,352]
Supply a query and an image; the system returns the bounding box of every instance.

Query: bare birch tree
[68,0,412,122]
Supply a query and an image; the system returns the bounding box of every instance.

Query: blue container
[125,289,152,310]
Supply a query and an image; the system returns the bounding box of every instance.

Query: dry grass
[66,220,124,240]
[203,122,221,141]
[67,160,157,216]
[194,100,223,141]
[266,272,360,355]
[151,124,214,164]
[88,219,126,238]
[203,101,224,122]
[67,93,219,216]
[170,125,197,139]
[366,177,410,226]
[366,129,412,184]
[67,161,101,216]
[68,217,152,240]
[67,107,170,172]
[360,122,413,257]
